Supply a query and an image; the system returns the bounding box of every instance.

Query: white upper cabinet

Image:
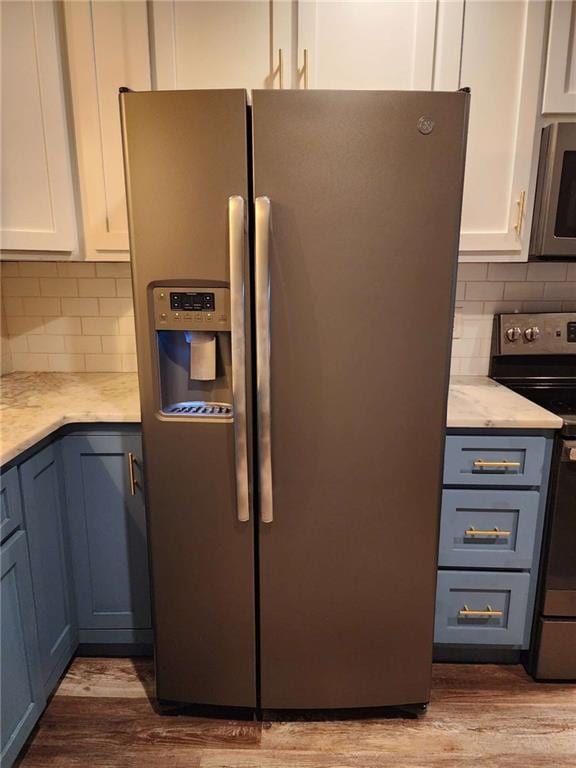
[542,0,576,114]
[435,0,547,260]
[64,1,151,261]
[151,1,292,91]
[297,1,438,90]
[1,1,77,254]
[0,0,556,264]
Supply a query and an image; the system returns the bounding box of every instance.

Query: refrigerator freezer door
[252,89,469,709]
[120,90,256,706]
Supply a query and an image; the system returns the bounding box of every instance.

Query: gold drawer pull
[514,190,526,235]
[473,460,521,469]
[277,48,284,89]
[459,604,503,618]
[465,526,512,538]
[302,48,309,89]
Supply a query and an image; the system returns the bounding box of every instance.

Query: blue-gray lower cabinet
[1,531,46,768]
[61,434,152,645]
[20,444,76,697]
[436,433,553,656]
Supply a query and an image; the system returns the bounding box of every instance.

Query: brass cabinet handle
[473,460,521,469]
[277,48,284,89]
[302,48,309,89]
[459,604,503,618]
[465,526,512,538]
[514,190,526,235]
[128,451,138,496]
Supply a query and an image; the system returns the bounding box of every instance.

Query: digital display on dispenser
[170,292,215,311]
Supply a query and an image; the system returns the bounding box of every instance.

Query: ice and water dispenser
[153,287,233,419]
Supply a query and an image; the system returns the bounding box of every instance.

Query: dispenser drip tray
[163,401,233,418]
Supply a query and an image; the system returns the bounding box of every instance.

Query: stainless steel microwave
[530,122,576,260]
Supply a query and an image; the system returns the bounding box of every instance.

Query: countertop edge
[446,417,563,430]
[1,411,142,467]
[1,372,565,469]
[446,375,564,432]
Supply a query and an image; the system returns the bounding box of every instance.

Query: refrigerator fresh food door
[252,89,469,710]
[120,90,257,707]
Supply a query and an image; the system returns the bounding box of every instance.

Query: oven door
[530,123,576,260]
[542,439,576,617]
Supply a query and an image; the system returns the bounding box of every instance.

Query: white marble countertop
[0,372,562,467]
[1,372,141,466]
[447,375,563,430]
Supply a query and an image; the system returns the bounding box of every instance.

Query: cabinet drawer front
[435,570,530,647]
[0,466,23,543]
[438,490,540,569]
[444,436,547,486]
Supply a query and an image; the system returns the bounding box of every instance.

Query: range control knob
[506,327,522,342]
[524,326,540,342]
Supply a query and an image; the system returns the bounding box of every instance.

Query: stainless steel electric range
[490,312,576,680]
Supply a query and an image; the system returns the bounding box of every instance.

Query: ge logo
[417,116,435,135]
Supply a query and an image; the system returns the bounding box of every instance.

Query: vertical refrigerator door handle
[255,196,273,524]
[229,196,250,523]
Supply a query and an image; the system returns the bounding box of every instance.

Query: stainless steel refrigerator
[120,88,469,712]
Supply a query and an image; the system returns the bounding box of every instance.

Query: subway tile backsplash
[1,262,135,374]
[453,262,575,375]
[1,261,574,376]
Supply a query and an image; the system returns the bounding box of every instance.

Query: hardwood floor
[18,659,576,767]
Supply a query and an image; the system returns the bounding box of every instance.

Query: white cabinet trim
[542,0,576,114]
[433,0,465,91]
[63,1,150,261]
[149,0,177,91]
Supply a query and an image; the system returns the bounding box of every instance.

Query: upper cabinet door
[542,0,576,114]
[63,1,151,261]
[436,0,547,259]
[151,0,291,91]
[1,1,77,254]
[297,0,438,90]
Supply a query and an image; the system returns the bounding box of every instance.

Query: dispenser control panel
[170,292,215,312]
[153,287,231,331]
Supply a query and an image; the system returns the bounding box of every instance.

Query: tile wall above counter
[2,261,575,378]
[0,262,136,375]
[452,262,576,376]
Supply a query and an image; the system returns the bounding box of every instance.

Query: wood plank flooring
[17,659,576,767]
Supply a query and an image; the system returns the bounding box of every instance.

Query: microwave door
[531,122,576,259]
